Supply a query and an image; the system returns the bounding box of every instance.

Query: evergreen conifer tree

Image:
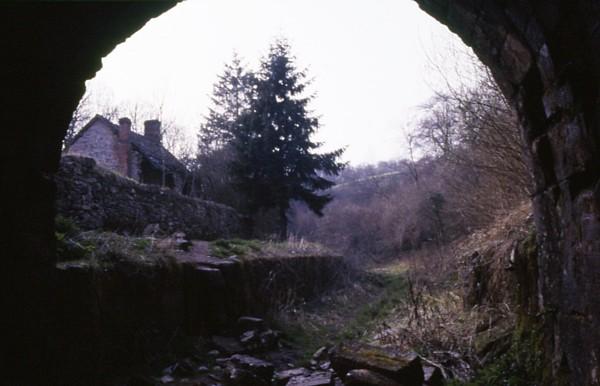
[230,39,345,238]
[196,54,254,207]
[198,53,254,153]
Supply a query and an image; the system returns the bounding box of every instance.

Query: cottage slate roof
[129,131,186,174]
[72,114,186,175]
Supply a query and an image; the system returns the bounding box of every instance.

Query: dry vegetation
[277,202,533,382]
[209,235,334,259]
[273,261,411,362]
[369,202,533,381]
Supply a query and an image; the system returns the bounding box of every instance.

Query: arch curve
[2,2,599,384]
[414,2,600,384]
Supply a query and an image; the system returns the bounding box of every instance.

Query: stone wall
[53,252,344,384]
[56,155,241,240]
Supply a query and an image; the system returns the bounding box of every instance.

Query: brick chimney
[118,117,131,141]
[117,117,131,176]
[144,119,162,144]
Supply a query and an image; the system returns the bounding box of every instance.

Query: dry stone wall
[55,155,242,240]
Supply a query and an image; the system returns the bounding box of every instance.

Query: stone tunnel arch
[2,2,599,384]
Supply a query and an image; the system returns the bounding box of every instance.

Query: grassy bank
[273,261,410,362]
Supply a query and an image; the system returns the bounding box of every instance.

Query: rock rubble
[134,317,446,386]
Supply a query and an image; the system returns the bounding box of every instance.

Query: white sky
[85,0,470,165]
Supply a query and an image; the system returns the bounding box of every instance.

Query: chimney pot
[144,119,162,143]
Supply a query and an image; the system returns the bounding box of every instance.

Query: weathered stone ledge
[52,250,344,382]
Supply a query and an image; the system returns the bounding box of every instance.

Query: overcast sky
[84,0,470,165]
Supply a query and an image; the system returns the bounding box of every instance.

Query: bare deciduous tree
[414,48,530,227]
[291,45,531,264]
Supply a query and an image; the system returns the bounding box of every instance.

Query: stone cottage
[66,115,187,192]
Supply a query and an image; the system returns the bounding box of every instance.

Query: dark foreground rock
[423,366,444,386]
[224,354,276,385]
[274,368,311,385]
[344,369,402,386]
[238,316,266,332]
[286,371,333,386]
[212,336,245,355]
[127,321,448,386]
[330,343,424,386]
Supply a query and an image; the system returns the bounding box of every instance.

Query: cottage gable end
[67,117,121,173]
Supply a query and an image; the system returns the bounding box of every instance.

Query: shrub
[55,215,95,261]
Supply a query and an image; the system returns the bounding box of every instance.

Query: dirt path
[173,240,231,267]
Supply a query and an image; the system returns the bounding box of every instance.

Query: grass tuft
[55,222,179,270]
[210,238,263,258]
[209,236,333,259]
